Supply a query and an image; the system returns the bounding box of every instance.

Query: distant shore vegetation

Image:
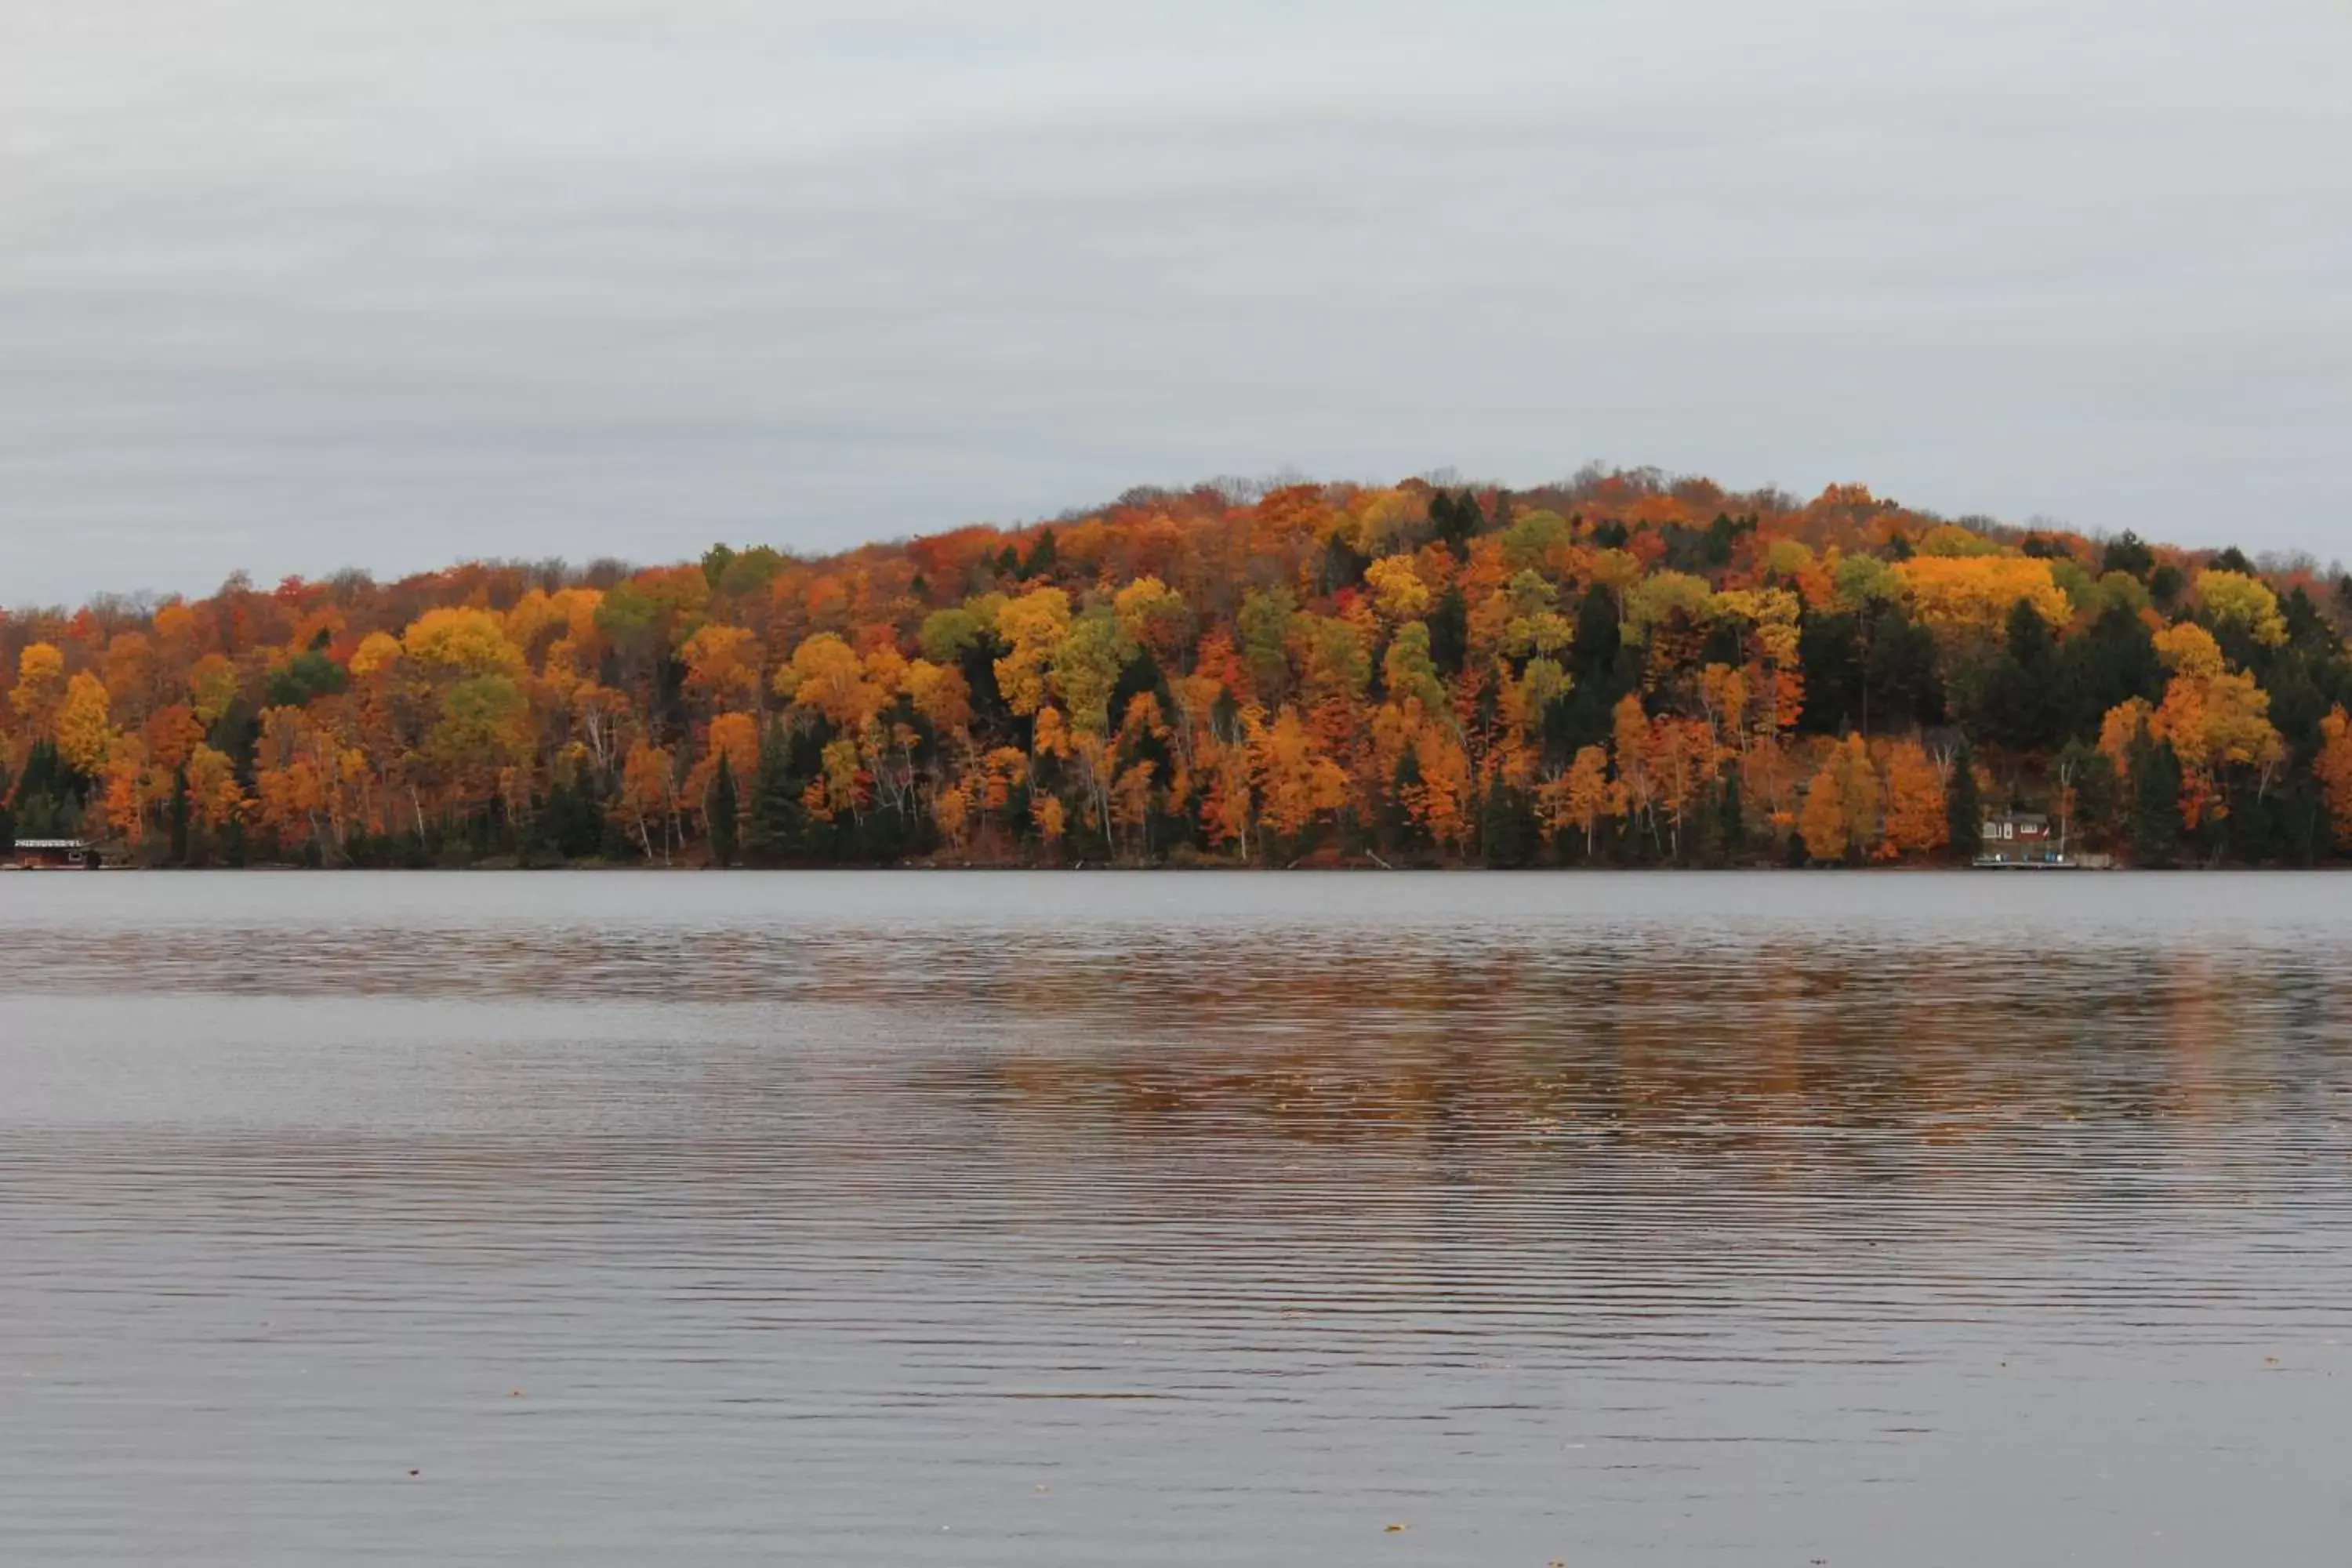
[5,469,2351,869]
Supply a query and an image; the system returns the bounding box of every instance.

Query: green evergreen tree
[1381,750,1425,859]
[1021,527,1058,580]
[2125,721,2183,867]
[13,739,89,838]
[1715,768,1744,864]
[2053,739,2118,848]
[747,719,804,866]
[2100,530,2154,580]
[545,771,607,859]
[1944,736,1981,864]
[1986,597,2060,749]
[1865,602,1944,731]
[708,752,740,868]
[1479,776,1536,868]
[2054,604,2162,742]
[168,764,191,866]
[1427,585,1468,676]
[262,649,347,709]
[2223,771,2282,866]
[1428,489,1480,560]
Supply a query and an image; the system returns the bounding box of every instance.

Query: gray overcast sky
[3,0,2347,606]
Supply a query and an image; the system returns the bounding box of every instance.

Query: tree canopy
[6,470,2349,868]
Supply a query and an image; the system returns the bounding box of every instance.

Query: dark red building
[5,837,98,869]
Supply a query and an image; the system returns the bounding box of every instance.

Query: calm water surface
[3,872,2350,1565]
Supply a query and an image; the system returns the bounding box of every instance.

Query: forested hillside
[6,470,2351,868]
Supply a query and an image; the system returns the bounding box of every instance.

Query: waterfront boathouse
[5,837,98,869]
[1975,812,2064,868]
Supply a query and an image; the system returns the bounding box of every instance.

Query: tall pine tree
[746,719,804,866]
[2126,721,2183,867]
[1479,775,1536,868]
[168,764,191,866]
[1944,737,1981,864]
[708,753,740,868]
[1715,769,1744,865]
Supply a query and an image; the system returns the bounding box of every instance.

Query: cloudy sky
[4,0,2346,605]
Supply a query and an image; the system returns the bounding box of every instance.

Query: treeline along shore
[5,469,2351,870]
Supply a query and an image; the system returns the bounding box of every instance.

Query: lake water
[2,872,2350,1565]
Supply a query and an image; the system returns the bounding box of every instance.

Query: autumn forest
[6,469,2352,869]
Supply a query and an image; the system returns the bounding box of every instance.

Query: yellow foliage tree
[1109,759,1156,856]
[1621,571,1712,644]
[2096,697,2154,774]
[901,659,972,743]
[1363,555,1432,622]
[2194,570,2286,647]
[818,735,865,819]
[10,642,67,735]
[1401,720,1472,851]
[185,743,247,833]
[1610,692,1653,827]
[1914,524,2006,557]
[1541,743,1624,858]
[993,587,1073,717]
[1798,763,1848,862]
[2156,666,2281,827]
[1799,735,1879,863]
[1893,556,2068,639]
[776,633,884,729]
[1380,622,1447,713]
[349,632,405,679]
[1249,706,1349,841]
[2153,622,2226,679]
[187,653,241,725]
[688,711,760,811]
[679,624,761,713]
[932,779,973,854]
[1030,792,1067,855]
[56,672,116,775]
[1047,606,1135,737]
[404,607,525,677]
[1646,714,1721,858]
[2110,623,2286,828]
[619,741,677,862]
[1112,576,1191,661]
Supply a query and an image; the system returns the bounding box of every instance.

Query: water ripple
[2,872,2350,1565]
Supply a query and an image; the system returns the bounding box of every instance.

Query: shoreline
[19,859,2339,873]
